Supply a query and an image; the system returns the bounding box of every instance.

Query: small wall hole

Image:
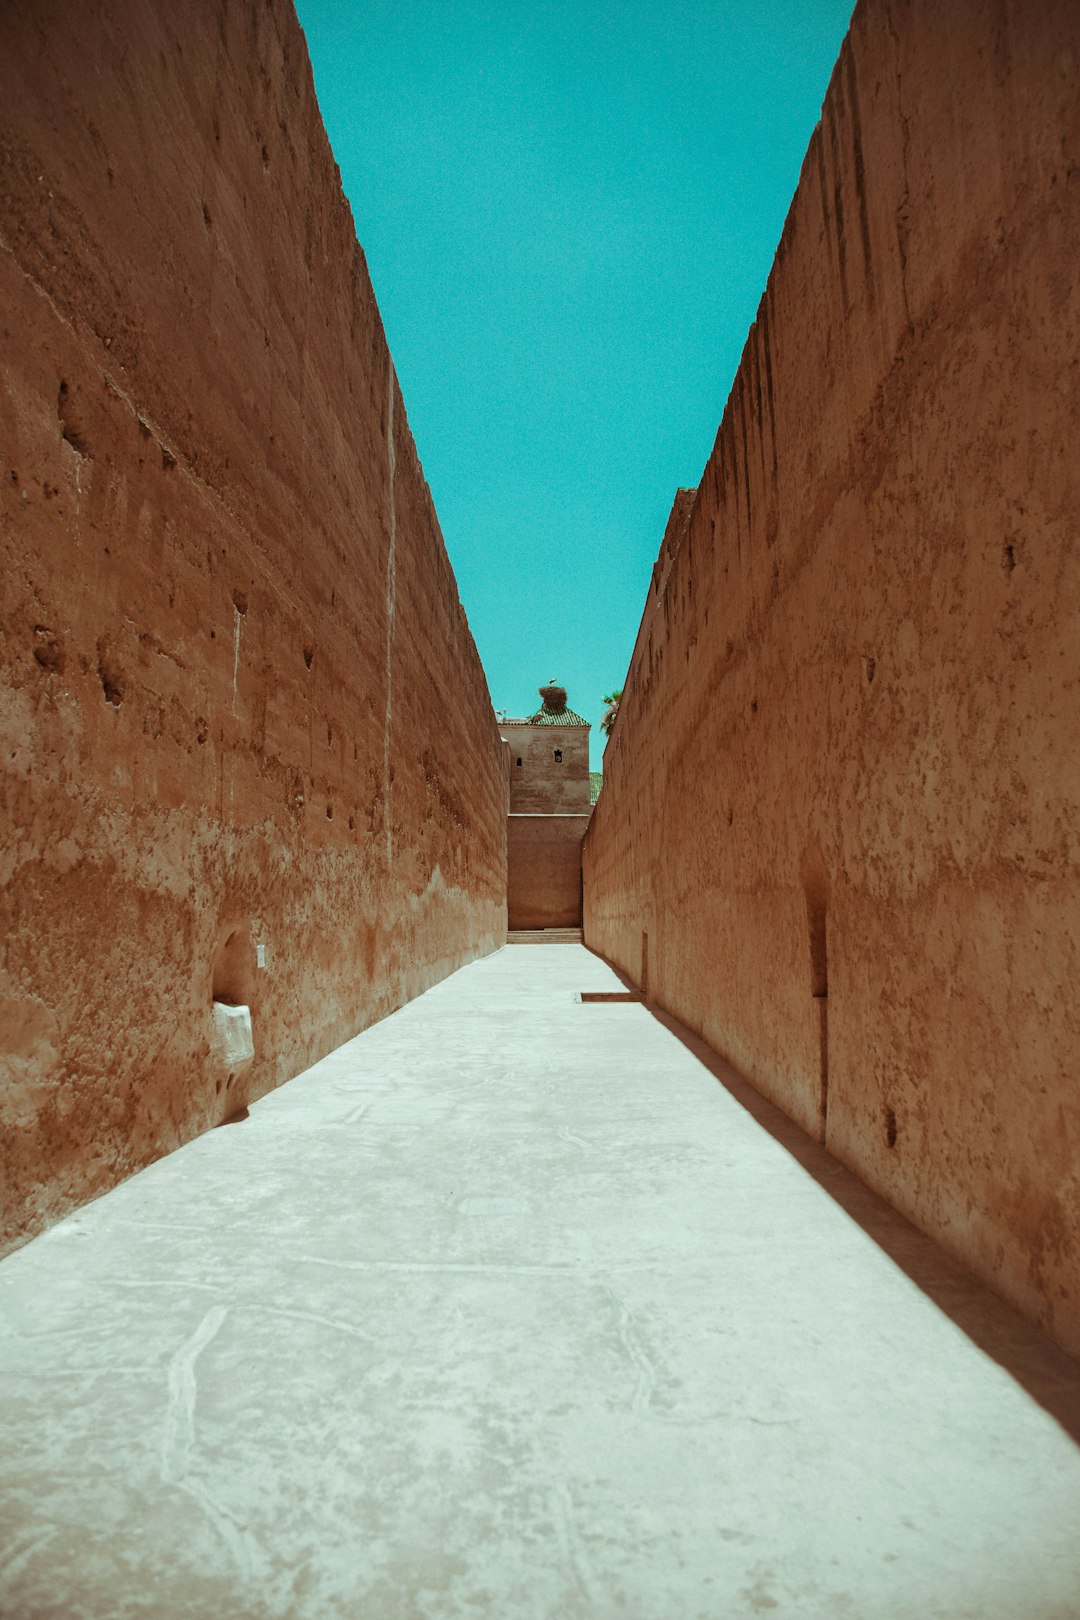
[885,1106,898,1148]
[96,640,126,706]
[58,380,91,456]
[212,924,253,1006]
[33,627,66,674]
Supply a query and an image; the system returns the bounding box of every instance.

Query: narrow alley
[2,943,1078,1619]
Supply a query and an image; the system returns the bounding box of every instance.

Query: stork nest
[538,683,568,712]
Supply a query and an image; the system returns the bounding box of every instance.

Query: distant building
[501,683,591,930]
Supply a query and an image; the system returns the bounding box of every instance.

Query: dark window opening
[516,757,522,767]
[553,749,563,762]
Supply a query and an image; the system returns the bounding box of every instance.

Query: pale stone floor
[2,944,1079,1620]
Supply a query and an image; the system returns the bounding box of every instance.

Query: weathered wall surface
[585,0,1080,1354]
[507,816,588,929]
[0,0,507,1248]
[504,723,591,813]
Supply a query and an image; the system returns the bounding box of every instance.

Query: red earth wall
[0,0,507,1249]
[507,816,588,930]
[585,0,1080,1354]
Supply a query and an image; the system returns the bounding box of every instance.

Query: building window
[516,757,522,767]
[553,749,563,762]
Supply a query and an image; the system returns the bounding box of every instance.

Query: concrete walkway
[2,944,1079,1620]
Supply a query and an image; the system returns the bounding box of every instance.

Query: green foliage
[600,688,623,738]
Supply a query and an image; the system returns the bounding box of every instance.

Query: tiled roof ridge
[527,707,589,726]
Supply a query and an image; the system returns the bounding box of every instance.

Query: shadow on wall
[800,843,829,1144]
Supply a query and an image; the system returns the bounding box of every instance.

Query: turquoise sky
[295,0,854,767]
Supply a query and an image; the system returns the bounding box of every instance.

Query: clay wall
[585,0,1080,1354]
[614,489,696,719]
[508,817,588,930]
[0,0,507,1249]
[504,722,591,813]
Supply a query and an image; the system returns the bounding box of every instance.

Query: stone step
[506,928,583,945]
